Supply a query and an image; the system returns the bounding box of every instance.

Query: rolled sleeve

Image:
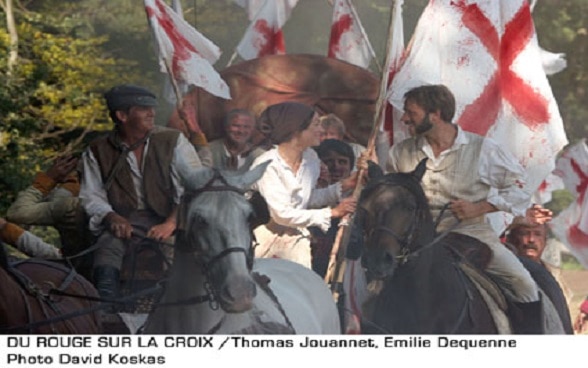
[79,149,115,234]
[171,133,202,203]
[252,159,333,232]
[479,140,532,217]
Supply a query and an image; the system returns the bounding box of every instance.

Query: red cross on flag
[145,0,231,100]
[387,0,568,234]
[328,0,375,69]
[236,0,299,60]
[551,140,588,268]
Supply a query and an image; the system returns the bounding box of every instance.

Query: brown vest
[90,126,179,218]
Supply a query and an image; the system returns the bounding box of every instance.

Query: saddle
[119,238,172,314]
[443,233,511,333]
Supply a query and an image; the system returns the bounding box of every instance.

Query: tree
[533,0,588,144]
[0,4,140,213]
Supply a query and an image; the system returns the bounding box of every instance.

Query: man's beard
[414,114,433,135]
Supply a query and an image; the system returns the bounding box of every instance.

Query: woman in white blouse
[250,102,359,268]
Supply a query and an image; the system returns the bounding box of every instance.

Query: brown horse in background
[0,242,102,334]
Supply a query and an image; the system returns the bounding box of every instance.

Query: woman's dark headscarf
[258,102,315,145]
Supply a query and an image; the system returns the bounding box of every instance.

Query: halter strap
[187,169,245,198]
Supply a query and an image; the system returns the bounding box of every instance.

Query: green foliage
[561,254,585,271]
[545,189,575,216]
[0,7,140,214]
[533,0,588,143]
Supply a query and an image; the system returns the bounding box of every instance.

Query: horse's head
[358,159,434,280]
[175,160,271,313]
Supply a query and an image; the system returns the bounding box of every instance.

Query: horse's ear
[177,156,215,191]
[231,160,272,190]
[367,160,384,180]
[412,158,427,181]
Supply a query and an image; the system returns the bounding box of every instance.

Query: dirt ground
[561,269,588,334]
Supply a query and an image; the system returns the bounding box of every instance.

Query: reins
[155,170,294,332]
[363,179,462,265]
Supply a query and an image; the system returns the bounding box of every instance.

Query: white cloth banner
[382,0,407,137]
[161,0,188,104]
[387,0,568,236]
[236,0,299,60]
[145,0,231,99]
[551,139,588,268]
[233,0,269,21]
[328,0,374,69]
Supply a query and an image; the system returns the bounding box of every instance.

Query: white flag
[328,0,374,69]
[539,47,567,75]
[236,0,299,60]
[551,139,588,268]
[382,0,406,142]
[145,0,231,99]
[387,0,568,235]
[162,0,189,104]
[233,0,267,21]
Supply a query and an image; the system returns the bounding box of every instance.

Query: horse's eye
[192,215,207,228]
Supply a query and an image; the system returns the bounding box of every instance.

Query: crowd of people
[1,82,586,334]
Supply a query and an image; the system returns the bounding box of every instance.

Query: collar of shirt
[418,125,468,167]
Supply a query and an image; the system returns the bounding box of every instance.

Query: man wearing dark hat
[79,84,202,299]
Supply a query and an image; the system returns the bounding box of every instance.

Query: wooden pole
[162,59,193,140]
[325,0,399,302]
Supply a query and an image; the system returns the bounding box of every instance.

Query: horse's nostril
[221,277,257,312]
[384,251,395,265]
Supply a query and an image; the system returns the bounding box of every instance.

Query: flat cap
[104,84,157,111]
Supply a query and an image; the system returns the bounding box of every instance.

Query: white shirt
[250,147,342,233]
[387,126,532,217]
[80,133,201,234]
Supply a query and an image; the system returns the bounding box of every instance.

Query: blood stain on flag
[328,14,353,58]
[253,20,285,57]
[147,1,200,77]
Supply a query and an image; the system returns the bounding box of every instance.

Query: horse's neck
[0,244,9,270]
[152,253,243,333]
[410,211,436,252]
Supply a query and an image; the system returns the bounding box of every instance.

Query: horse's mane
[361,172,429,210]
[360,171,435,246]
[0,241,9,270]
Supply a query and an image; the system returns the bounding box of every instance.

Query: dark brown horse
[355,161,499,334]
[355,161,571,334]
[0,242,102,334]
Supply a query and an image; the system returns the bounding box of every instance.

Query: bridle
[171,169,256,309]
[361,177,424,265]
[367,211,418,265]
[361,176,457,265]
[154,170,294,333]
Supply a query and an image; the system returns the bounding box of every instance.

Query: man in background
[208,109,265,172]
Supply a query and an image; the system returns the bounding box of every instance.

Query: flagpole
[325,0,399,300]
[226,0,269,68]
[226,50,239,68]
[162,59,193,140]
[346,0,382,73]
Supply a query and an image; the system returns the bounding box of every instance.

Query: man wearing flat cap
[80,84,202,299]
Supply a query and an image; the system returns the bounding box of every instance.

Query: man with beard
[385,84,550,334]
[208,109,265,172]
